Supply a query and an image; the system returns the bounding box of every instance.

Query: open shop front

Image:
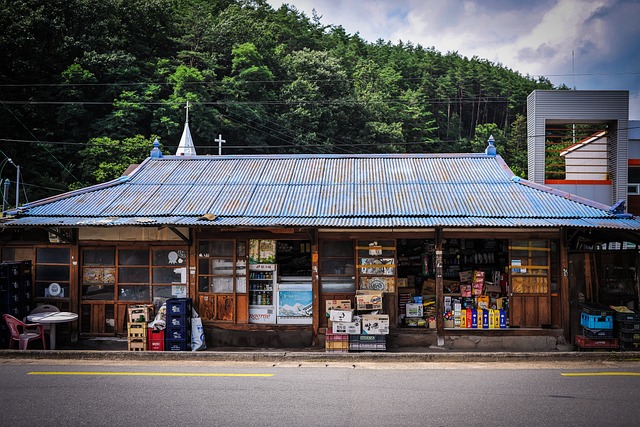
[568,246,640,350]
[195,230,317,347]
[396,235,559,332]
[318,230,564,352]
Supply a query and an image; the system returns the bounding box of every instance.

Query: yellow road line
[28,371,273,377]
[561,372,640,377]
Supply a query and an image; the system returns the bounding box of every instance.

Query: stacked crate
[165,298,192,351]
[325,331,349,353]
[1,261,33,348]
[576,303,617,350]
[127,321,147,351]
[613,307,640,351]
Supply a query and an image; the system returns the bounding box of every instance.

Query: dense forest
[0,0,559,206]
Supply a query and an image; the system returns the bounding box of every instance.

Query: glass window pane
[152,249,187,266]
[153,267,186,284]
[237,241,247,257]
[82,284,115,300]
[37,247,70,264]
[36,265,69,282]
[152,286,173,299]
[83,249,115,266]
[118,285,150,301]
[321,240,353,257]
[198,258,210,275]
[198,240,234,257]
[36,282,69,298]
[629,167,640,183]
[211,258,234,274]
[118,267,148,283]
[118,250,148,266]
[198,276,210,293]
[82,267,116,284]
[236,276,246,293]
[212,277,233,293]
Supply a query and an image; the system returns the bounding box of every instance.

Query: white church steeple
[175,101,197,156]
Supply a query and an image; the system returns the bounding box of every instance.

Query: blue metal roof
[3,153,638,229]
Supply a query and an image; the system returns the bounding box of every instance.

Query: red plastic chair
[2,314,47,350]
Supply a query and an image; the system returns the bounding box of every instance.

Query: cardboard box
[361,314,390,335]
[326,300,352,317]
[332,318,362,335]
[406,303,424,318]
[329,309,354,322]
[356,290,383,310]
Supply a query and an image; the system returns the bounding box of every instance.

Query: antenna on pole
[572,49,576,90]
[7,158,20,208]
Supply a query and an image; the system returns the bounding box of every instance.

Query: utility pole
[2,178,9,214]
[7,158,20,208]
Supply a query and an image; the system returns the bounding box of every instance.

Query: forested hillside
[0,0,557,204]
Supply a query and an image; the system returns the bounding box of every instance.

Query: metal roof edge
[5,172,134,217]
[509,176,616,214]
[154,153,495,160]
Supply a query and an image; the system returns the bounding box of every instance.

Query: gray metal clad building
[527,90,629,207]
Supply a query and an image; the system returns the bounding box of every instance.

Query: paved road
[1,358,639,426]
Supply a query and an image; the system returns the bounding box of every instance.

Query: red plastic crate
[147,328,165,351]
[575,335,618,349]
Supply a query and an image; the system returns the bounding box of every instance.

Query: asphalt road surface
[1,358,639,427]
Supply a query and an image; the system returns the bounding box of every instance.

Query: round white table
[27,311,78,350]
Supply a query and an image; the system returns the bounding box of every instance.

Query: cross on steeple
[215,134,226,155]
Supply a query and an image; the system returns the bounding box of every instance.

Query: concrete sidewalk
[1,340,639,363]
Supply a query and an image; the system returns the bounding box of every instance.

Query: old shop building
[2,138,640,350]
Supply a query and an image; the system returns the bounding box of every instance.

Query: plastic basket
[581,327,614,339]
[580,312,613,330]
[166,298,192,317]
[581,302,614,317]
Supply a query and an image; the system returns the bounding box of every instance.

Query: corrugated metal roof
[3,153,639,230]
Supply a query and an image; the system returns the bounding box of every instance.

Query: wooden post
[435,228,444,346]
[311,244,319,346]
[559,228,571,340]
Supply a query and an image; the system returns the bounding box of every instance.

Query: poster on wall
[249,239,276,264]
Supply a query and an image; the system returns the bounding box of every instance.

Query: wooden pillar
[311,243,319,346]
[559,228,571,340]
[435,228,444,346]
[69,244,79,343]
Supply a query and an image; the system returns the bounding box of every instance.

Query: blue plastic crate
[167,314,191,328]
[166,326,191,341]
[580,312,613,330]
[166,298,192,317]
[165,339,191,351]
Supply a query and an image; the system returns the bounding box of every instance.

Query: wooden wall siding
[198,295,216,321]
[216,295,234,321]
[510,295,551,328]
[236,294,248,323]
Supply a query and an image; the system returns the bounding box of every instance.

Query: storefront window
[35,247,71,299]
[509,240,550,293]
[320,240,355,293]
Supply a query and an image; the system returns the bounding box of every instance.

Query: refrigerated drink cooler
[248,264,277,324]
[277,276,312,324]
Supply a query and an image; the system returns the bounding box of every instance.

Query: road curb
[2,349,640,363]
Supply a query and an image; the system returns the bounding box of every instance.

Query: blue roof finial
[150,138,163,158]
[485,134,497,156]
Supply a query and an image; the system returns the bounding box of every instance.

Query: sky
[267,0,640,118]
